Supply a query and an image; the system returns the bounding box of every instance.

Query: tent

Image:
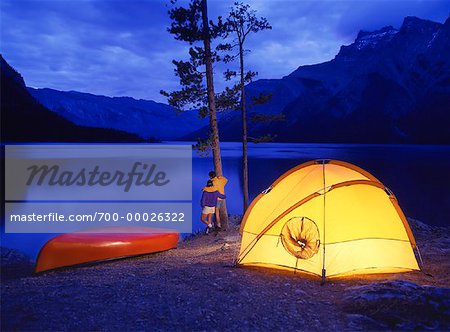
[238,160,420,281]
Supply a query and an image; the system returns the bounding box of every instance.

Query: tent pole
[321,268,326,285]
[416,245,424,270]
[232,247,240,267]
[415,245,433,277]
[321,161,326,286]
[416,244,432,274]
[416,243,433,277]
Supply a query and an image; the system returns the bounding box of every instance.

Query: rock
[220,243,231,250]
[407,218,436,233]
[223,235,240,243]
[1,247,34,280]
[227,215,243,224]
[346,314,388,330]
[294,288,307,296]
[1,247,31,266]
[343,280,450,330]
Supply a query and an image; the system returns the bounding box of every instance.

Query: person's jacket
[201,188,226,208]
[211,176,228,199]
[211,176,228,195]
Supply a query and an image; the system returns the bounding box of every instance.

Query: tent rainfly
[237,160,420,282]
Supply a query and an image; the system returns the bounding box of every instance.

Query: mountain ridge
[207,15,450,144]
[10,15,450,144]
[28,86,208,140]
[1,55,143,143]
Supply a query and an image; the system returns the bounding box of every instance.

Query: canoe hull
[35,227,179,273]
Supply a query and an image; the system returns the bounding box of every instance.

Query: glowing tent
[238,160,420,281]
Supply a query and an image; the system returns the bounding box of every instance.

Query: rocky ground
[1,216,449,331]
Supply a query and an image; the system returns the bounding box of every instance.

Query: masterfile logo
[6,145,191,201]
[5,145,193,233]
[26,161,170,192]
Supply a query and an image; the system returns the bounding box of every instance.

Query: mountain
[28,88,208,141]
[193,15,450,144]
[17,15,450,144]
[1,55,142,143]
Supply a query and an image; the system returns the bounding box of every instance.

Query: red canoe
[35,227,179,273]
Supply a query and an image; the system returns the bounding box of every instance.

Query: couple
[200,171,228,234]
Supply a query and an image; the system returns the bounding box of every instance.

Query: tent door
[280,216,320,260]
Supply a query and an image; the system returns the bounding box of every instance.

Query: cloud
[333,0,450,37]
[221,0,450,81]
[1,0,448,102]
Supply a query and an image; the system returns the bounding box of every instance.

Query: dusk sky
[1,0,449,103]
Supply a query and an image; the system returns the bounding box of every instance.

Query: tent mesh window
[280,217,320,259]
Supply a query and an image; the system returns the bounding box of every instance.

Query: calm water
[2,143,450,260]
[192,143,450,229]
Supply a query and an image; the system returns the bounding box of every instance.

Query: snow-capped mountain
[200,15,450,144]
[353,27,398,51]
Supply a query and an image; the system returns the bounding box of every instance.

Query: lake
[2,142,450,261]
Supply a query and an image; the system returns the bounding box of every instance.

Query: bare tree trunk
[201,0,228,229]
[240,44,249,212]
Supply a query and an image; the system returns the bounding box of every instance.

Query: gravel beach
[1,216,449,331]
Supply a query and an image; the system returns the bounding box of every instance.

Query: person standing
[201,180,226,234]
[209,171,228,230]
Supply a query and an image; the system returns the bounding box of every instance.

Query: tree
[161,0,229,229]
[225,2,271,212]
